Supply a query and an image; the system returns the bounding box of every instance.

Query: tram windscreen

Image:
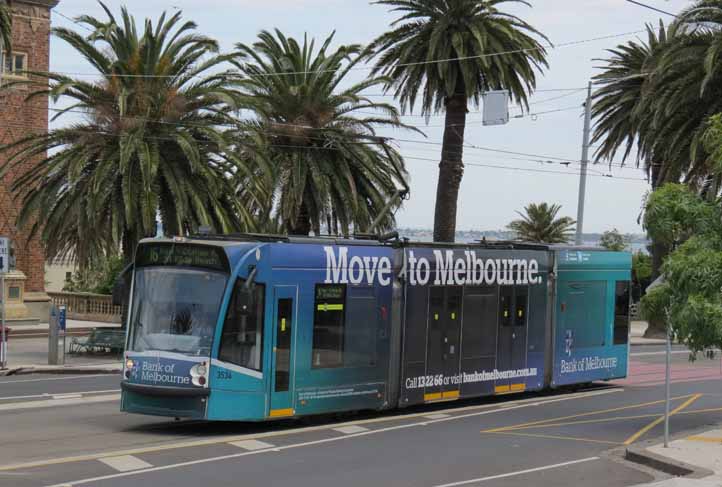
[129,267,227,356]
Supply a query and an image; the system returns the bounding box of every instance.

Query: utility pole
[575,81,593,246]
[0,273,6,369]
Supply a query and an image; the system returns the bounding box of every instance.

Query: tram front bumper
[120,381,209,419]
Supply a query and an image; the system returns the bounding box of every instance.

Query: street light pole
[575,81,593,246]
[664,307,672,447]
[0,273,6,369]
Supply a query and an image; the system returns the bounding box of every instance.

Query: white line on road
[332,425,369,434]
[99,455,153,473]
[46,390,619,487]
[0,374,116,384]
[229,440,276,451]
[424,413,451,420]
[431,457,600,487]
[0,394,119,412]
[631,350,692,357]
[0,389,120,402]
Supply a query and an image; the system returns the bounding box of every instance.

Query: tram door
[269,286,297,417]
[425,287,462,399]
[496,286,529,392]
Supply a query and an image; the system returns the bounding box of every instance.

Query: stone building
[0,0,58,322]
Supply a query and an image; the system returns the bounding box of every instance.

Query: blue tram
[120,235,632,421]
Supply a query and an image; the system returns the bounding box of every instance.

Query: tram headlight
[190,362,208,387]
[125,359,134,370]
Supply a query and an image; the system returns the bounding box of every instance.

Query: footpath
[630,428,722,486]
[0,319,123,376]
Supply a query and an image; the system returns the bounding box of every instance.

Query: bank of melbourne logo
[564,330,573,357]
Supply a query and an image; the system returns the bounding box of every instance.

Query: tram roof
[140,234,610,253]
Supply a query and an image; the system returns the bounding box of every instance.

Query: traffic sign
[0,237,8,274]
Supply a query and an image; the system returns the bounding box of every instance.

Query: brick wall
[0,0,58,292]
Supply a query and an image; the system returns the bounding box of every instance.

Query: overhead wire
[37,22,648,79]
[405,155,647,182]
[1,98,647,172]
[0,121,649,183]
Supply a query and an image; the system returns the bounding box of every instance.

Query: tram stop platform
[0,319,123,376]
[629,426,722,486]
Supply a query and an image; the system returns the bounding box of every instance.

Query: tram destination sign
[137,243,229,272]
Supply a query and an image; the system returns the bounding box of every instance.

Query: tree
[507,202,575,244]
[0,4,253,267]
[591,22,678,292]
[233,30,412,236]
[592,6,722,337]
[640,182,722,349]
[63,252,125,295]
[0,1,11,57]
[631,251,652,301]
[599,228,628,251]
[370,0,549,242]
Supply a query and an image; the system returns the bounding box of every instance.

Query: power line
[37,27,647,79]
[362,89,587,118]
[624,0,678,18]
[0,123,648,182]
[32,103,637,169]
[406,155,647,182]
[53,10,94,32]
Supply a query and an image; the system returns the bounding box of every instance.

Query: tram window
[312,284,346,368]
[562,281,606,347]
[345,287,378,367]
[219,280,265,371]
[613,281,631,345]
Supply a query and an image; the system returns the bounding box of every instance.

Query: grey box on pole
[482,90,509,126]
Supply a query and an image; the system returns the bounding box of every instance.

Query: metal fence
[47,292,122,323]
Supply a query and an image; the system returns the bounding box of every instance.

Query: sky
[47,0,693,233]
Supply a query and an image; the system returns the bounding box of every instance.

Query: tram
[120,234,632,421]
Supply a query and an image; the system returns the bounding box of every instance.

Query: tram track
[0,386,623,475]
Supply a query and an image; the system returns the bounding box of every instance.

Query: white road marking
[0,394,119,412]
[333,425,369,434]
[229,440,276,451]
[46,391,619,487]
[425,413,451,420]
[98,455,153,473]
[51,394,83,400]
[0,390,119,402]
[631,350,693,357]
[431,457,600,487]
[0,374,115,384]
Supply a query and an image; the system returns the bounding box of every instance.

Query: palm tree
[233,30,413,236]
[370,0,549,242]
[591,22,678,307]
[591,4,722,336]
[507,202,575,243]
[591,22,673,182]
[0,4,253,267]
[0,0,11,64]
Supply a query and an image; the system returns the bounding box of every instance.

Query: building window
[312,284,346,368]
[613,281,631,345]
[1,52,27,78]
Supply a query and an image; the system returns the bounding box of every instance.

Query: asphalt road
[0,346,720,487]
